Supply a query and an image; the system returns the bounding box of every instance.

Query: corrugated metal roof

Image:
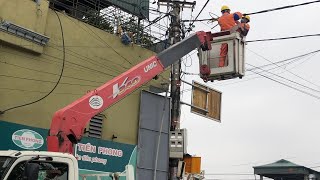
[254,159,303,168]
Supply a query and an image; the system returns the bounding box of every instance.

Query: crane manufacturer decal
[110,76,141,99]
[89,95,104,109]
[144,61,157,73]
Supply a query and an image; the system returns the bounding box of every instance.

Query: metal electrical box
[198,32,246,82]
[170,129,187,158]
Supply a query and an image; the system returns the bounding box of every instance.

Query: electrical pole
[157,0,195,179]
[169,3,181,179]
[170,2,181,131]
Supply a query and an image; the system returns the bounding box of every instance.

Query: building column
[260,175,263,180]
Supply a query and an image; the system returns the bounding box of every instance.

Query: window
[7,160,68,180]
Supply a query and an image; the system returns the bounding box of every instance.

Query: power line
[0,61,106,84]
[0,74,98,87]
[144,13,169,29]
[245,0,320,16]
[0,11,66,114]
[0,87,84,96]
[239,49,318,81]
[64,14,134,65]
[214,50,319,87]
[247,49,320,90]
[247,33,320,43]
[42,52,116,77]
[247,64,320,100]
[0,48,117,79]
[2,44,128,75]
[188,0,210,27]
[182,18,216,22]
[182,47,320,89]
[47,44,128,73]
[245,55,308,77]
[247,49,320,71]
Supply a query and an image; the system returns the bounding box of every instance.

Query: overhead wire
[215,50,320,87]
[0,48,117,78]
[188,0,210,28]
[247,64,320,100]
[0,61,105,84]
[247,63,320,93]
[247,49,320,71]
[0,87,84,96]
[48,44,128,73]
[0,74,98,87]
[182,18,215,22]
[235,49,318,79]
[247,49,320,89]
[144,13,169,29]
[245,0,320,16]
[0,11,66,114]
[247,33,320,43]
[4,42,129,73]
[42,52,116,77]
[181,40,320,93]
[64,14,134,65]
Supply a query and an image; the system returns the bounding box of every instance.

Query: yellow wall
[0,0,168,145]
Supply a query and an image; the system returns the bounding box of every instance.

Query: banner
[0,120,137,174]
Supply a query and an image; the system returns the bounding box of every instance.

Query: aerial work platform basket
[198,31,246,82]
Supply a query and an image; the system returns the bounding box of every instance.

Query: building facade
[0,0,167,177]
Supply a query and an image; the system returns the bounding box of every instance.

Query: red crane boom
[47,31,212,154]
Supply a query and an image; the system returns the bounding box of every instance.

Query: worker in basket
[238,15,250,37]
[218,5,243,67]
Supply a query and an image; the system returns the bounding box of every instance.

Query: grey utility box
[170,129,187,158]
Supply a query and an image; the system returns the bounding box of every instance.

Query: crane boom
[47,31,212,154]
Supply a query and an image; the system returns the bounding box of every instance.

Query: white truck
[0,150,134,180]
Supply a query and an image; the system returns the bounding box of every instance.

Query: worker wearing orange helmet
[218,5,243,67]
[238,15,250,37]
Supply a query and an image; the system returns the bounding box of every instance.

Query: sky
[153,0,320,179]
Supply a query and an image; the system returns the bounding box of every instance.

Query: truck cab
[0,150,78,180]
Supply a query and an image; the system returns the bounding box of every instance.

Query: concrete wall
[0,0,168,145]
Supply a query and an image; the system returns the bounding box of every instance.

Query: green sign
[0,121,47,151]
[12,129,44,150]
[75,137,136,172]
[0,120,137,175]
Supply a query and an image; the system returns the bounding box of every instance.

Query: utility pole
[158,0,196,179]
[169,4,181,179]
[169,2,181,131]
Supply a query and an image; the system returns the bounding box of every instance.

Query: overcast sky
[153,0,320,179]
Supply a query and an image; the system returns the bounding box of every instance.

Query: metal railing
[48,0,167,48]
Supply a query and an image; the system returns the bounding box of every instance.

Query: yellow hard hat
[221,5,230,12]
[244,15,250,22]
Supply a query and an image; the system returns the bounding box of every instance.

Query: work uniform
[218,12,242,31]
[218,12,242,67]
[239,22,250,36]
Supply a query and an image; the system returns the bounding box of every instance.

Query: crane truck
[0,30,245,180]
